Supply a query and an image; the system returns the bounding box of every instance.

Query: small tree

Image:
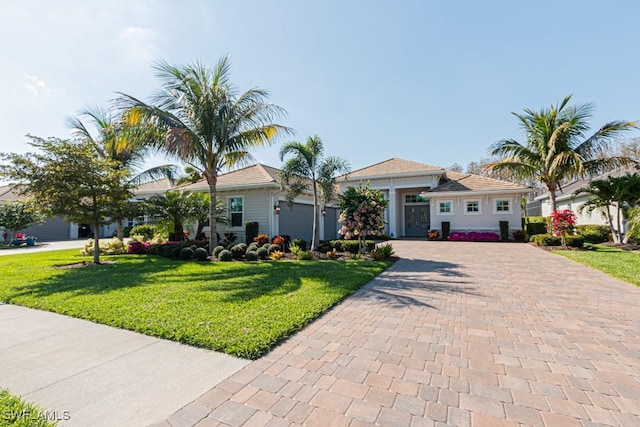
[0,200,45,242]
[337,183,388,254]
[550,209,577,248]
[0,136,131,263]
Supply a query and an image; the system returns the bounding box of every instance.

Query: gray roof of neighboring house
[0,185,25,201]
[340,158,444,180]
[535,166,640,202]
[428,171,530,194]
[132,178,174,196]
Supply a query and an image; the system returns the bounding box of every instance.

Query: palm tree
[279,135,350,250]
[175,166,202,186]
[145,190,195,241]
[487,95,637,211]
[118,57,291,252]
[67,107,176,240]
[575,173,640,243]
[190,192,227,239]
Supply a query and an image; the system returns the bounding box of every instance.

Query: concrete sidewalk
[0,304,248,427]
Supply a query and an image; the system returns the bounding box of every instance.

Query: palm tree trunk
[93,221,100,264]
[208,174,219,254]
[605,207,618,243]
[548,184,558,213]
[311,180,319,251]
[617,203,623,244]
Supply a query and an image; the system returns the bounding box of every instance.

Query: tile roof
[132,178,173,195]
[343,158,444,179]
[177,164,282,191]
[429,171,530,193]
[0,185,22,201]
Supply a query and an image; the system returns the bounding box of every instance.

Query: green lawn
[553,244,640,287]
[0,389,57,427]
[0,250,388,359]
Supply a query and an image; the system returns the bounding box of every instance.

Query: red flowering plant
[550,209,577,247]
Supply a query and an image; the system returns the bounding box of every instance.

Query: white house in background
[337,158,530,238]
[177,164,340,243]
[534,167,636,231]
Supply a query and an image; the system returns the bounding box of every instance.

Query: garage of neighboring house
[23,216,71,241]
[278,201,313,242]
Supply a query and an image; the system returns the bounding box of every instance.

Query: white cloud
[117,26,158,64]
[23,74,49,97]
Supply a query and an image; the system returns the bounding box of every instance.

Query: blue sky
[1,0,639,174]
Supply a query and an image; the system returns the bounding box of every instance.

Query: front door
[404,205,430,237]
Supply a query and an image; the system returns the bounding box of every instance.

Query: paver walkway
[158,241,640,427]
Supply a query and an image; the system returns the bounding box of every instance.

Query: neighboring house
[534,167,636,231]
[337,158,530,238]
[0,179,173,241]
[177,164,340,243]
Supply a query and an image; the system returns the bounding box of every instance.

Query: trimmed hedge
[329,239,376,253]
[575,224,610,243]
[533,234,561,246]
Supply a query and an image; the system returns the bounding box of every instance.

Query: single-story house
[337,158,530,238]
[177,164,340,243]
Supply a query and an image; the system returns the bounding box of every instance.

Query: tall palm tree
[118,57,291,252]
[279,135,350,250]
[487,95,637,211]
[67,107,176,240]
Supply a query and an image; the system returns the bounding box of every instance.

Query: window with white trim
[229,197,244,227]
[494,199,512,213]
[464,200,481,214]
[438,201,453,215]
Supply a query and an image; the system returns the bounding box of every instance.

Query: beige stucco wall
[430,194,524,234]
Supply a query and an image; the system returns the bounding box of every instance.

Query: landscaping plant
[338,183,388,254]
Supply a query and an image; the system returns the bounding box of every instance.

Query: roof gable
[177,164,281,191]
[343,158,444,179]
[429,171,529,193]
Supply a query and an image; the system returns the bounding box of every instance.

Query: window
[229,197,243,227]
[405,194,429,203]
[494,199,511,213]
[438,201,452,215]
[465,200,481,214]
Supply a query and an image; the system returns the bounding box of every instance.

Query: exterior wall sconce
[321,208,327,216]
[274,204,281,214]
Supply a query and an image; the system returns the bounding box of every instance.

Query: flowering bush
[338,183,388,253]
[253,233,270,245]
[551,209,577,247]
[447,231,500,241]
[127,241,150,254]
[427,230,440,240]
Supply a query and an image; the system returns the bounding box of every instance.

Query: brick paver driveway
[159,241,640,427]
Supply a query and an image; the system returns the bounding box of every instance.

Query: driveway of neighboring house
[156,241,640,427]
[0,239,86,256]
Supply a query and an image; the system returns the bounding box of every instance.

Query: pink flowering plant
[338,183,388,254]
[550,209,577,247]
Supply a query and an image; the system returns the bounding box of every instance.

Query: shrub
[81,237,126,256]
[245,251,258,261]
[179,247,194,260]
[326,248,338,259]
[261,242,271,248]
[289,244,302,257]
[372,243,395,260]
[297,250,313,260]
[245,221,259,245]
[129,224,156,241]
[220,232,237,248]
[254,233,270,245]
[270,250,284,260]
[256,247,268,259]
[525,216,549,236]
[171,246,182,259]
[575,224,610,243]
[330,239,376,253]
[499,221,509,241]
[231,244,246,259]
[127,241,149,254]
[267,244,280,254]
[512,230,527,242]
[427,230,440,241]
[291,238,307,251]
[447,231,500,242]
[566,235,585,248]
[272,235,289,248]
[318,241,332,252]
[218,249,232,261]
[247,243,259,252]
[212,245,225,257]
[193,247,209,261]
[533,234,562,246]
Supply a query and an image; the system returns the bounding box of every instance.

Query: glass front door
[404,205,430,237]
